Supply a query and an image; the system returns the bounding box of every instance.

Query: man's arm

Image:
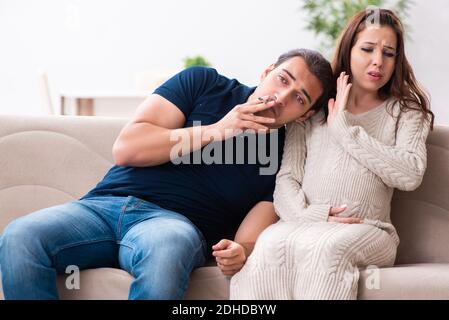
[212,201,279,276]
[234,201,279,256]
[113,94,277,167]
[112,94,214,167]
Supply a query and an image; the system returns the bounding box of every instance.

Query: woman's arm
[329,105,430,191]
[327,72,431,191]
[273,121,331,222]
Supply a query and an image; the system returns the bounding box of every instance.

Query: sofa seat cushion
[358,263,449,299]
[54,263,449,300]
[56,266,230,300]
[2,264,448,300]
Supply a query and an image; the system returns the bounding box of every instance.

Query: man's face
[250,56,323,129]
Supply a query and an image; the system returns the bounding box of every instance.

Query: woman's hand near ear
[327,72,352,125]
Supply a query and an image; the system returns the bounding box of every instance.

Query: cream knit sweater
[230,99,431,299]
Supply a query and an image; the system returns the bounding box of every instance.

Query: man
[0,49,334,299]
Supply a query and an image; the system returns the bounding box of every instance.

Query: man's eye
[278,75,287,84]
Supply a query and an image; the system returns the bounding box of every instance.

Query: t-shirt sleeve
[153,66,219,119]
[261,189,274,202]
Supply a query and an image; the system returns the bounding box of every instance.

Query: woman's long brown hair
[332,9,435,129]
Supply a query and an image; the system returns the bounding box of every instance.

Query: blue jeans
[0,196,207,300]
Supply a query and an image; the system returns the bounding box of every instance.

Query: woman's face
[350,26,397,95]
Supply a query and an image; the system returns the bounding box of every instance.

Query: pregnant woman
[230,8,434,299]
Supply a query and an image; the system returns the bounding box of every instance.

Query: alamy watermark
[366,6,381,29]
[65,265,80,290]
[343,264,381,290]
[169,121,280,176]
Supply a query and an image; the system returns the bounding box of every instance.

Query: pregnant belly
[302,169,392,220]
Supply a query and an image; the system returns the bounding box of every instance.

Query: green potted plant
[301,0,414,56]
[183,55,212,68]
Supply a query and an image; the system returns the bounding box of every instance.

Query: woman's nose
[372,50,383,67]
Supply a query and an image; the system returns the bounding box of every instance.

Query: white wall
[0,0,448,123]
[406,0,449,125]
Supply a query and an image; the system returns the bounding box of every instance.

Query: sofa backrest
[0,115,448,264]
[0,115,126,232]
[392,124,449,264]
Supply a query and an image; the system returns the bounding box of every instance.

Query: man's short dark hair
[274,49,335,121]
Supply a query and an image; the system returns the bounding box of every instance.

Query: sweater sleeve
[329,108,431,191]
[273,121,331,222]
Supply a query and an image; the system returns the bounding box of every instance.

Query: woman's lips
[367,71,383,81]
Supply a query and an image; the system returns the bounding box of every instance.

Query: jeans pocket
[131,198,143,209]
[121,196,143,210]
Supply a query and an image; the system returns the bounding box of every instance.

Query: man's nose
[273,93,286,107]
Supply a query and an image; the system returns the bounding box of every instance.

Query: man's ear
[260,64,276,81]
[294,109,316,123]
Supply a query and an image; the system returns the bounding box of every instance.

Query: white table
[59,92,150,116]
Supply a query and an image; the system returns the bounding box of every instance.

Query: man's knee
[1,216,48,256]
[161,222,202,253]
[132,219,205,261]
[122,218,207,299]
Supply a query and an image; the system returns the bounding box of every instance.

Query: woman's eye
[296,95,304,105]
[361,48,373,53]
[383,52,396,58]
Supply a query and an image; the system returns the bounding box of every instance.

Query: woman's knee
[307,226,377,266]
[255,222,294,252]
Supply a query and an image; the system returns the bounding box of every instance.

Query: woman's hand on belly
[328,205,363,224]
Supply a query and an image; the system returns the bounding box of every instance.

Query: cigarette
[258,96,276,104]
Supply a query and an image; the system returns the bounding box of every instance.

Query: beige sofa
[0,114,448,300]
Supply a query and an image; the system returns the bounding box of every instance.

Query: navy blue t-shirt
[82,66,285,249]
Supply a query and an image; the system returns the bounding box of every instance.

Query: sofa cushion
[52,263,449,300]
[358,263,449,299]
[0,115,125,232]
[55,266,230,300]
